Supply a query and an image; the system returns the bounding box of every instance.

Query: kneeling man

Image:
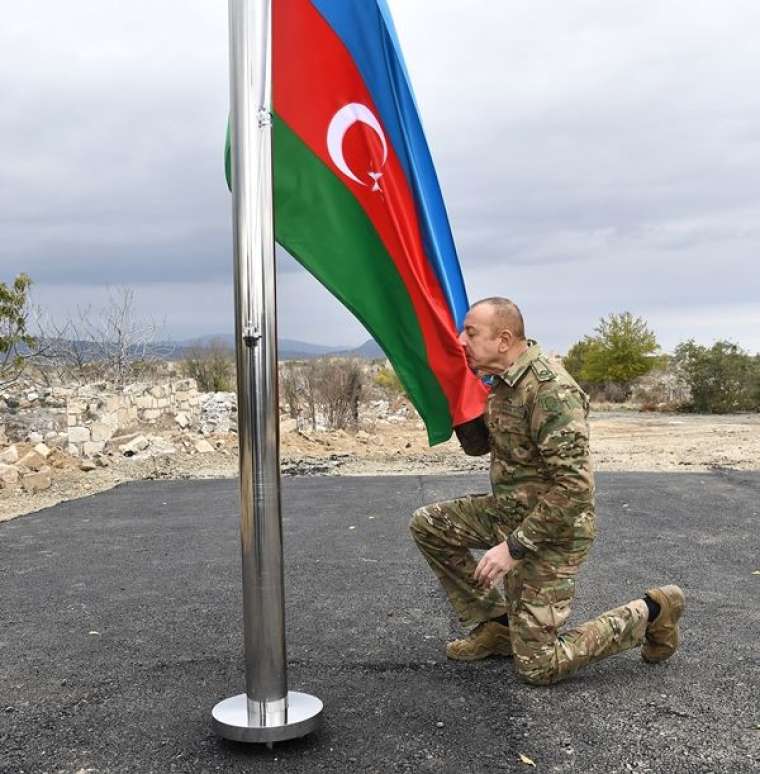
[410,297,684,685]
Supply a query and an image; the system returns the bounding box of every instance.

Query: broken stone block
[94,454,110,468]
[141,409,161,421]
[174,412,190,429]
[33,443,51,458]
[27,431,44,444]
[195,439,215,454]
[0,464,19,487]
[18,450,48,471]
[79,460,97,472]
[21,470,52,493]
[108,432,139,448]
[120,435,149,455]
[0,445,19,464]
[67,444,81,457]
[68,426,91,444]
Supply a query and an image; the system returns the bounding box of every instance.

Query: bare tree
[303,358,363,430]
[32,286,174,387]
[279,361,302,419]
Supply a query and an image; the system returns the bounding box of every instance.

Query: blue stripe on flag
[309,0,470,329]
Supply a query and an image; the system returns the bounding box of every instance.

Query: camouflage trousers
[410,493,649,686]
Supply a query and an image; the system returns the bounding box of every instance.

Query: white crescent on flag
[326,103,388,190]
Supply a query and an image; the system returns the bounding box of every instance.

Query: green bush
[673,340,760,413]
[374,366,403,397]
[0,273,37,390]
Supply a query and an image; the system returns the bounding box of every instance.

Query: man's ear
[498,329,513,352]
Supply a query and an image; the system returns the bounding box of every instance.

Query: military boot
[446,621,512,661]
[641,585,685,663]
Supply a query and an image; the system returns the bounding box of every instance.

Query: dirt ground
[1,410,759,523]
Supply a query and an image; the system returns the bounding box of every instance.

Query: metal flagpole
[211,0,322,744]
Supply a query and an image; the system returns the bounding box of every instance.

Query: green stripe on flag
[272,115,452,444]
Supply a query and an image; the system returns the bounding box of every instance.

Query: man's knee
[513,652,562,687]
[409,506,430,540]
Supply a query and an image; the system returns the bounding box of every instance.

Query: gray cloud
[1,0,758,352]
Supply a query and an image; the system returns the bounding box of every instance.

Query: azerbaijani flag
[228,0,487,445]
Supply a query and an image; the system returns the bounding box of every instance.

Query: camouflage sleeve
[510,383,595,551]
[453,415,490,456]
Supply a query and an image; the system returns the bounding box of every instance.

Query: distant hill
[174,335,385,360]
[331,338,385,359]
[20,335,385,363]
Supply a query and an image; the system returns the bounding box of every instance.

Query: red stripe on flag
[273,0,486,425]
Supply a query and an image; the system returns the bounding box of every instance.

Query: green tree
[0,273,37,390]
[563,337,600,385]
[673,339,760,413]
[580,312,660,385]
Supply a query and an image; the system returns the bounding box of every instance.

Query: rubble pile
[199,392,237,435]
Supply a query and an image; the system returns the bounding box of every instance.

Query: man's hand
[474,542,519,589]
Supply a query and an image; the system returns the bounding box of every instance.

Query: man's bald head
[470,297,526,341]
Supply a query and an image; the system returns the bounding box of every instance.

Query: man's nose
[457,331,466,346]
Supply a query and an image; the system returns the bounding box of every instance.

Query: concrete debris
[119,436,150,456]
[0,464,19,488]
[33,443,51,458]
[199,392,237,435]
[17,451,48,472]
[21,470,52,493]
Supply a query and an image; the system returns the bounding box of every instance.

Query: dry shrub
[630,368,690,411]
[279,357,363,430]
[182,339,235,392]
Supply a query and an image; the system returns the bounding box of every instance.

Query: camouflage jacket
[461,341,596,553]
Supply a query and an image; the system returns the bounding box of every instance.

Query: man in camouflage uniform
[410,298,684,685]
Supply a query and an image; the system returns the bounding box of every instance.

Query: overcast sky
[2,1,758,353]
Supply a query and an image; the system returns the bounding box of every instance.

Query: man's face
[458,304,507,375]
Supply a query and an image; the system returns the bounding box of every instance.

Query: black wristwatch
[506,534,528,560]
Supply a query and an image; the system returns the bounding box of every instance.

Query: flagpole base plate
[211,691,323,744]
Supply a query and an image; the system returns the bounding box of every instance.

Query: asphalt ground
[1,471,759,774]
